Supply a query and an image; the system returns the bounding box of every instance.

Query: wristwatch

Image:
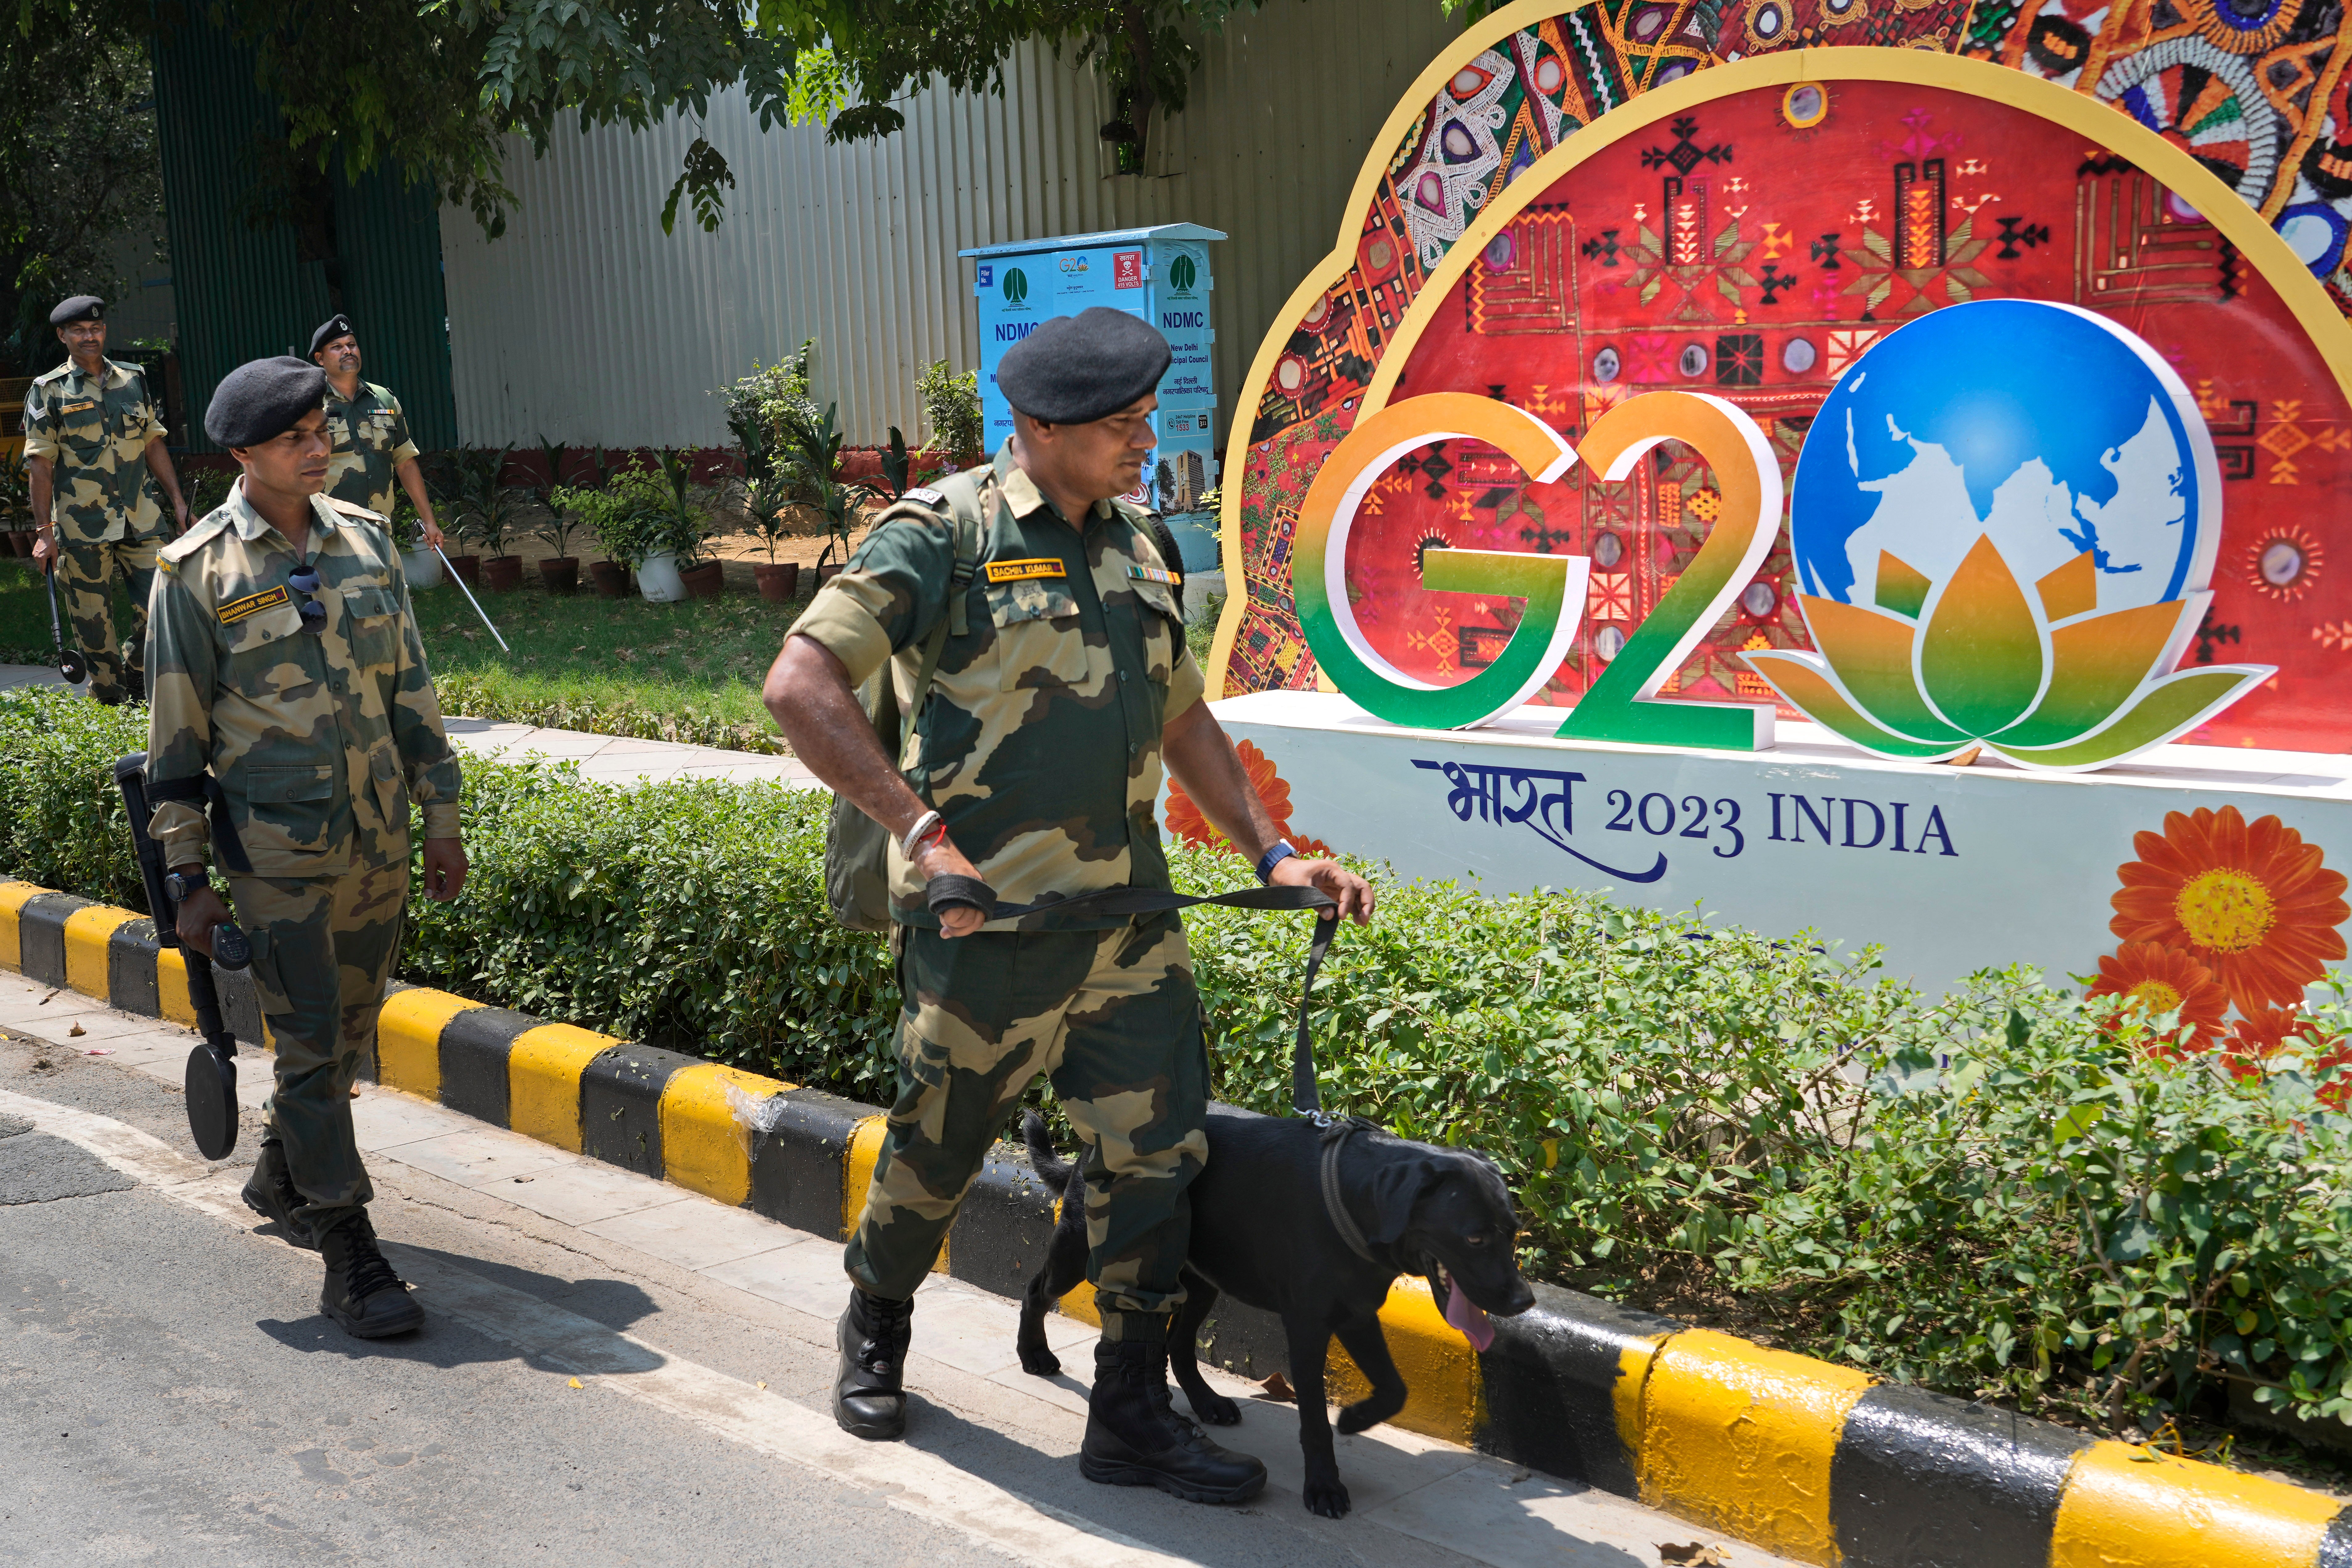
[164,870,206,905]
[1255,840,1299,885]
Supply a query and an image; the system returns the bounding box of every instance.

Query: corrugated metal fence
[439,0,1459,451]
[154,11,457,452]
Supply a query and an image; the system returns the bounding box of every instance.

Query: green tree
[0,0,165,374]
[15,0,1284,246]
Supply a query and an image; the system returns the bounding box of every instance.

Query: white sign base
[1204,691,2352,998]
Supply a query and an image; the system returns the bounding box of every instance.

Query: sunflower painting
[2097,805,2351,1071]
[2109,807,2350,1017]
[2084,944,2229,1052]
[1163,740,1338,862]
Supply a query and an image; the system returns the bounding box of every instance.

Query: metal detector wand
[42,553,86,685]
[433,545,511,653]
[114,754,251,1161]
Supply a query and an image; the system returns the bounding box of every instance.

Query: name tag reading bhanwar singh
[985,559,1066,583]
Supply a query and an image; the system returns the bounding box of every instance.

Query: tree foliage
[1,0,165,374]
[14,0,1282,246]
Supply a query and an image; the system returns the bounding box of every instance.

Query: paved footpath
[0,664,819,789]
[0,970,1793,1568]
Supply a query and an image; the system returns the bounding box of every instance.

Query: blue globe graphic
[1790,299,2209,619]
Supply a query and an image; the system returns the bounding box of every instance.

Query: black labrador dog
[1018,1104,1535,1517]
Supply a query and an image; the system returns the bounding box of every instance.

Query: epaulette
[29,362,69,385]
[159,509,237,566]
[320,495,385,521]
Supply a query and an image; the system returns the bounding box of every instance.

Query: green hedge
[2,685,2348,1446]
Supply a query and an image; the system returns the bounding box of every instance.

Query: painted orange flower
[2087,942,2230,1050]
[2109,806,2348,1017]
[2228,1006,2324,1060]
[1163,739,1338,860]
[2313,1043,2352,1111]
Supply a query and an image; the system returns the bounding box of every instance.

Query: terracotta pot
[8,532,33,558]
[590,560,628,598]
[481,555,525,592]
[754,562,800,603]
[816,562,846,586]
[679,559,725,600]
[539,556,580,595]
[445,552,482,587]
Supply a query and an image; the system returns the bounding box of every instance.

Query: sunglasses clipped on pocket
[288,564,327,637]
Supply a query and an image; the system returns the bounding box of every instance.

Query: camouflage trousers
[58,536,159,705]
[845,912,1208,1340]
[227,860,409,1226]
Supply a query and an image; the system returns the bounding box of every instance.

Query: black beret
[50,296,104,326]
[309,314,356,358]
[998,306,1171,424]
[205,357,329,448]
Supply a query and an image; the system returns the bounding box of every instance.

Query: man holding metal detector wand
[136,356,470,1339]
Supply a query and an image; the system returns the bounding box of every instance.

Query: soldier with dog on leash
[765,306,1375,1506]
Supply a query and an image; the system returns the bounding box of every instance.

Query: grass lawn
[0,557,804,748]
[413,578,801,747]
[0,557,1225,755]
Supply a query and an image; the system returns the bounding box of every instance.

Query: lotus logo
[1169,253,1198,293]
[1743,301,2271,772]
[1002,268,1028,305]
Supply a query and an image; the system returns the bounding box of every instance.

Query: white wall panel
[439,0,1459,450]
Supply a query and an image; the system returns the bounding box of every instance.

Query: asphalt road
[3,1028,1688,1568]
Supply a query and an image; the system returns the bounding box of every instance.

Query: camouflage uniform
[323,382,420,523]
[20,357,169,702]
[145,484,462,1226]
[792,444,1204,1341]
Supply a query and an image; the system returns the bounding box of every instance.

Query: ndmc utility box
[962,224,1224,571]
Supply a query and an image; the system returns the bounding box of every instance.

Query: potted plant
[531,435,581,593]
[576,447,629,595]
[454,445,526,590]
[742,474,798,602]
[655,448,722,600]
[0,448,31,555]
[390,497,442,589]
[916,358,985,470]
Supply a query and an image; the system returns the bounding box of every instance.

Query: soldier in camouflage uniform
[22,296,192,704]
[147,356,469,1341]
[765,309,1373,1501]
[309,315,445,547]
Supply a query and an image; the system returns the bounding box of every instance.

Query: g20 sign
[1297,299,2274,774]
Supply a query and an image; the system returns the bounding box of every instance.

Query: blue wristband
[1255,840,1299,885]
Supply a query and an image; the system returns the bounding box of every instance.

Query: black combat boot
[1080,1337,1267,1503]
[833,1288,914,1440]
[239,1137,316,1250]
[318,1210,424,1338]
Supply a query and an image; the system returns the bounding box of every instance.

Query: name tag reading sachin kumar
[218,585,291,624]
[1128,564,1181,586]
[985,558,1066,584]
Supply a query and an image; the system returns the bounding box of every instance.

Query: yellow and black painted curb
[9,874,2350,1567]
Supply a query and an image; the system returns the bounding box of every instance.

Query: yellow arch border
[1206,25,2352,696]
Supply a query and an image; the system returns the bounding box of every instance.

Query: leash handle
[925,874,1341,1120]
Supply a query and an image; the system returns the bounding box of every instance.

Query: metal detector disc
[58,650,85,685]
[184,1042,238,1160]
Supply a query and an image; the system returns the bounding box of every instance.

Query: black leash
[925,874,1342,1120]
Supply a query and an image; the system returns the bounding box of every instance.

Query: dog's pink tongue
[1444,1279,1495,1351]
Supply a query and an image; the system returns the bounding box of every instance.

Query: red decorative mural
[1221,7,2352,754]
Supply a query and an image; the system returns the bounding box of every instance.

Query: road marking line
[0,1086,1195,1568]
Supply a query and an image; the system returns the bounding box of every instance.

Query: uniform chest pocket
[341,585,402,666]
[56,399,105,456]
[987,578,1090,692]
[1131,580,1186,683]
[223,600,310,683]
